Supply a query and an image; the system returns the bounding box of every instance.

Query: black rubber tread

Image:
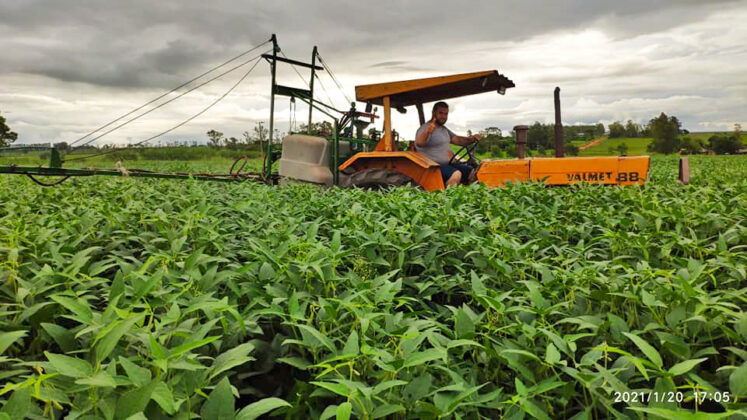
[342,168,417,190]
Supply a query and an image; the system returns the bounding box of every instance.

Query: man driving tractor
[414,101,482,186]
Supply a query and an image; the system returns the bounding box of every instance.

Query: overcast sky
[1,0,746,145]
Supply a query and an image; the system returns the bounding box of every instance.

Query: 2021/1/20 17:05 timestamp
[614,391,732,404]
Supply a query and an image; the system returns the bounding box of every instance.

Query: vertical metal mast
[265,34,279,178]
[308,46,317,135]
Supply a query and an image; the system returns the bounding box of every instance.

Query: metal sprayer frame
[0,33,377,185]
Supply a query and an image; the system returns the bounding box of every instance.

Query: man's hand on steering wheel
[449,138,480,167]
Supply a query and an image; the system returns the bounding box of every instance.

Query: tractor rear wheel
[342,169,418,190]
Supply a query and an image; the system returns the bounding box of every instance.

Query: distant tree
[226,136,240,149]
[206,130,224,147]
[679,136,704,154]
[565,143,580,156]
[708,134,742,154]
[527,121,550,149]
[647,113,681,154]
[594,123,605,136]
[483,126,502,137]
[298,121,333,137]
[53,141,69,151]
[624,120,640,138]
[0,111,18,147]
[735,123,743,139]
[253,122,268,143]
[616,142,629,156]
[242,130,255,145]
[608,121,625,138]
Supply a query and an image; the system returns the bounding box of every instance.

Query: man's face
[433,107,448,125]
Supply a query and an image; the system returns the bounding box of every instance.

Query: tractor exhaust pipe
[514,125,528,159]
[554,87,564,157]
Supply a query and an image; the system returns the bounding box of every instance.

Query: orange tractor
[279,69,650,190]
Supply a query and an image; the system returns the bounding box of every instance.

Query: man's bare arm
[450,133,483,146]
[415,118,438,147]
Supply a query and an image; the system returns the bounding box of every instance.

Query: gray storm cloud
[1,0,745,143]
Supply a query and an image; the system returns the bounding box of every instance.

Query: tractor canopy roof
[355,70,515,108]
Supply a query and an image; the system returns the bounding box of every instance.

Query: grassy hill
[687,131,747,143]
[579,137,652,156]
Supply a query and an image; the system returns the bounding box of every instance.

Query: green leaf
[169,336,220,359]
[667,358,707,376]
[373,404,405,418]
[45,352,93,378]
[545,343,561,365]
[629,407,735,419]
[310,381,349,397]
[0,331,26,355]
[40,323,75,353]
[470,271,487,296]
[115,381,158,420]
[236,397,291,420]
[149,334,168,360]
[259,262,275,281]
[319,406,338,420]
[342,331,359,356]
[296,324,337,353]
[730,361,747,396]
[404,348,446,368]
[372,380,408,395]
[76,371,118,388]
[110,275,124,301]
[134,270,163,301]
[446,339,484,350]
[455,308,475,338]
[336,402,352,420]
[200,377,235,420]
[623,332,663,369]
[520,398,552,420]
[0,387,30,419]
[276,357,312,370]
[119,357,152,387]
[151,382,177,415]
[95,315,143,364]
[210,343,255,380]
[51,295,93,324]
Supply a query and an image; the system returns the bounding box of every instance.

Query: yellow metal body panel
[341,153,649,190]
[476,156,649,187]
[476,160,529,185]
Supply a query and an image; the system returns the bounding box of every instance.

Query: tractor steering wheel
[449,141,480,168]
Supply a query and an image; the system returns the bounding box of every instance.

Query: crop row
[0,155,745,419]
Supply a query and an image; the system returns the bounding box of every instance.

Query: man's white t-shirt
[414,123,455,164]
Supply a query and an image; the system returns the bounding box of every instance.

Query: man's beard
[436,119,446,126]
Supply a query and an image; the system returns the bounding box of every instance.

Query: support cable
[65,55,263,162]
[68,39,271,147]
[69,49,271,151]
[316,52,352,104]
[313,73,341,112]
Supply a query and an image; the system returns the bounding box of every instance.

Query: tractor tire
[342,169,418,190]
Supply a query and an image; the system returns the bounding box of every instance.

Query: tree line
[2,110,743,156]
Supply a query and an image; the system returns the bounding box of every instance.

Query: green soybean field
[1,155,746,419]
